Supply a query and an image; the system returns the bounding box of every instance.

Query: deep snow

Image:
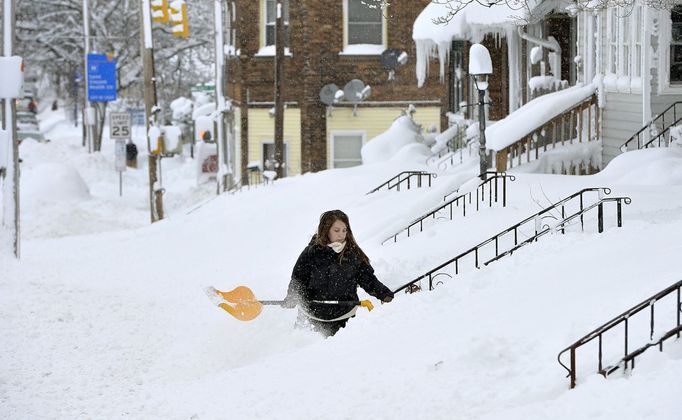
[1,109,682,419]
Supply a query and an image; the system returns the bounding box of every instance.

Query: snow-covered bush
[361,115,430,164]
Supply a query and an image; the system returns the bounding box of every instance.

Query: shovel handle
[260,300,361,306]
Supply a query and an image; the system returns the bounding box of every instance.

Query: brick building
[227,0,454,178]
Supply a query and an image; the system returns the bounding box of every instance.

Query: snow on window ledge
[339,44,385,56]
[255,46,293,57]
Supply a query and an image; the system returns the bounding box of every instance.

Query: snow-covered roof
[413,2,525,45]
[412,0,568,86]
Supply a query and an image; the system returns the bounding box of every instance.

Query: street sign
[115,139,127,172]
[191,83,215,93]
[110,112,132,139]
[126,107,146,125]
[87,53,117,102]
[115,139,126,197]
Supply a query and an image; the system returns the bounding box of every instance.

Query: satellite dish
[380,48,401,70]
[343,79,366,103]
[320,83,339,106]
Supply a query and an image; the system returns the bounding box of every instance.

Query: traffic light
[170,0,189,39]
[150,0,169,24]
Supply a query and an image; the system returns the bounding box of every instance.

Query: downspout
[518,25,562,81]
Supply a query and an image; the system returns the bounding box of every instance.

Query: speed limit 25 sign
[109,112,132,140]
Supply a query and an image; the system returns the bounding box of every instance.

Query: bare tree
[15,0,215,105]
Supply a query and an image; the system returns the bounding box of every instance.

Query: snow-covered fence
[620,101,682,152]
[493,93,600,175]
[558,279,682,389]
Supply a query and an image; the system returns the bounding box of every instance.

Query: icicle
[437,42,450,84]
[415,39,435,87]
[506,26,520,112]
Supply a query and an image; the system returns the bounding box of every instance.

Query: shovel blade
[214,286,263,321]
[218,301,262,321]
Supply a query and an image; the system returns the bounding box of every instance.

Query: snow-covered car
[16,110,45,143]
[16,111,39,131]
[16,96,37,113]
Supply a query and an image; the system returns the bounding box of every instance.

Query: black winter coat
[286,242,394,321]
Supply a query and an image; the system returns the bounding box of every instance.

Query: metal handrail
[381,172,515,244]
[366,171,437,194]
[496,93,599,173]
[486,196,631,264]
[393,188,629,294]
[620,102,682,152]
[557,279,682,389]
[437,136,479,171]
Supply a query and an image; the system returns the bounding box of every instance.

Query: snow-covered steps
[382,172,515,244]
[558,278,682,389]
[392,187,630,293]
[366,170,437,194]
[620,101,682,153]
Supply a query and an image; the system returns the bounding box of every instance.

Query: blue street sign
[87,53,117,102]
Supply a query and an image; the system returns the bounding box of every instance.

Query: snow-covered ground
[1,109,682,419]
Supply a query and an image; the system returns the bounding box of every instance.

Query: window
[343,0,385,54]
[622,10,630,76]
[671,6,682,83]
[332,133,364,168]
[263,0,289,47]
[262,142,288,176]
[605,7,644,89]
[633,6,642,78]
[608,9,619,74]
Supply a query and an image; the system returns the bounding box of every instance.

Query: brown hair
[315,210,370,264]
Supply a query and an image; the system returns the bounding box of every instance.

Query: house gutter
[518,26,562,80]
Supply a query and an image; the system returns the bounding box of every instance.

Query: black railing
[393,188,630,294]
[558,279,682,389]
[366,171,437,194]
[436,137,479,171]
[227,171,269,195]
[382,172,515,244]
[620,101,682,152]
[427,143,454,164]
[426,123,468,166]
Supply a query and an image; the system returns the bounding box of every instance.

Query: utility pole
[1,0,19,258]
[82,0,93,153]
[273,0,285,179]
[140,0,164,222]
[214,0,232,193]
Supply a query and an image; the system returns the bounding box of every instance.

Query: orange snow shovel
[205,285,374,321]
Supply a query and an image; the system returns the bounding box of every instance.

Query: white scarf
[328,241,346,253]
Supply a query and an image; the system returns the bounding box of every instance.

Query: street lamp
[468,43,492,180]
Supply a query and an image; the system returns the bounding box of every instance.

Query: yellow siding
[248,108,302,176]
[326,106,441,168]
[233,107,242,179]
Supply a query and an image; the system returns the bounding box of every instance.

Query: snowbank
[600,147,682,185]
[361,116,430,164]
[3,107,682,420]
[21,163,91,205]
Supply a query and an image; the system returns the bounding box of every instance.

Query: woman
[284,210,394,337]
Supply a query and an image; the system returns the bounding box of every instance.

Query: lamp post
[468,44,492,180]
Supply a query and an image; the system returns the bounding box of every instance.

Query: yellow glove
[360,300,374,312]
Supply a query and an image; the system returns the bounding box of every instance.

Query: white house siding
[602,92,643,163]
